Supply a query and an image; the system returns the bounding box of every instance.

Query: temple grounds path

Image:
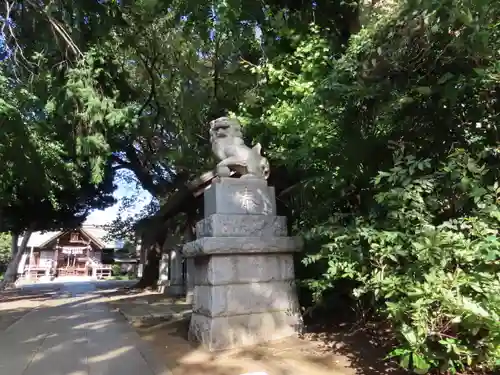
[0,280,170,375]
[1,280,405,375]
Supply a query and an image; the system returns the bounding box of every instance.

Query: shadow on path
[0,280,169,375]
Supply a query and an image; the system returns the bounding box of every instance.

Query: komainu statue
[209,117,270,179]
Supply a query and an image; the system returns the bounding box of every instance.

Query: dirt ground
[106,290,405,375]
[133,318,407,375]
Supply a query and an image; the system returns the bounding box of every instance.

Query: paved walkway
[0,282,171,375]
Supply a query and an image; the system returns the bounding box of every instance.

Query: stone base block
[193,253,295,285]
[189,310,301,351]
[196,214,287,238]
[183,236,302,257]
[157,283,168,294]
[204,177,277,216]
[162,284,184,297]
[193,280,299,317]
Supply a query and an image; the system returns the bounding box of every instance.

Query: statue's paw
[240,173,263,180]
[216,165,232,177]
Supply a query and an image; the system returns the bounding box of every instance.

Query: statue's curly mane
[209,117,243,142]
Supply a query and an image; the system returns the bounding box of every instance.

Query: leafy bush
[304,146,500,373]
[0,233,11,273]
[111,264,122,276]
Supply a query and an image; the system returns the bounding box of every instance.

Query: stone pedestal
[183,177,302,351]
[168,247,185,296]
[158,246,185,297]
[185,258,195,304]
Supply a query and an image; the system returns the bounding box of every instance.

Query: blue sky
[85,176,152,225]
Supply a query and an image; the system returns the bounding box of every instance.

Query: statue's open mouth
[214,124,229,131]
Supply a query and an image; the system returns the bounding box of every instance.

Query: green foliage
[111,264,122,276]
[303,145,500,373]
[0,233,11,272]
[0,1,118,235]
[239,24,333,170]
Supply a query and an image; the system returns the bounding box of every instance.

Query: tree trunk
[134,244,161,289]
[11,233,19,256]
[131,170,217,290]
[0,227,33,289]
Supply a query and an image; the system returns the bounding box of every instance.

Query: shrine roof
[18,225,123,249]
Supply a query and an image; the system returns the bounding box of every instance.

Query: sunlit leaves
[303,144,500,373]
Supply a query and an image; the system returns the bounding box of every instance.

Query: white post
[26,246,33,279]
[136,238,144,278]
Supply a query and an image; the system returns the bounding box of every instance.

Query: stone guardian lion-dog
[209,117,270,180]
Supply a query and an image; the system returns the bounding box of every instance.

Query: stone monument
[157,237,185,297]
[182,117,302,351]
